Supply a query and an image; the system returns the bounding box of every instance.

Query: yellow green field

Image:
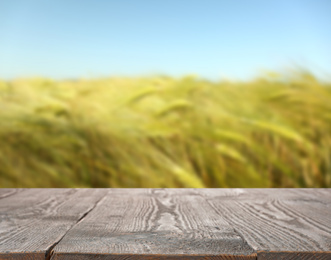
[0,71,330,188]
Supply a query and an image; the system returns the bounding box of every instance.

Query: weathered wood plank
[0,188,107,260]
[52,189,256,259]
[52,254,254,260]
[202,189,331,259]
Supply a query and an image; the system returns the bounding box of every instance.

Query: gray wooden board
[52,189,256,259]
[201,189,331,259]
[0,189,107,260]
[1,189,331,260]
[51,253,254,260]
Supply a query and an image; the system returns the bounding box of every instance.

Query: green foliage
[0,72,330,188]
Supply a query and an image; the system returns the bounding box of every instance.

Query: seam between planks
[45,191,109,260]
[203,194,331,260]
[203,196,258,259]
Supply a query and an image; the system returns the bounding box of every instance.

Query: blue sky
[0,0,330,80]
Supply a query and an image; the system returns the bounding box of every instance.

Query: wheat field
[0,71,330,188]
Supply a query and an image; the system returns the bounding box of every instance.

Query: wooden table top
[0,189,330,260]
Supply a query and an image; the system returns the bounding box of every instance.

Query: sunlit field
[0,71,330,188]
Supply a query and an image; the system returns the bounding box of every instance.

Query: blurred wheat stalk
[0,71,330,188]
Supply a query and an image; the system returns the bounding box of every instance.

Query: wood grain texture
[0,188,107,260]
[52,253,254,260]
[0,189,23,200]
[1,189,330,260]
[201,189,331,259]
[52,189,256,260]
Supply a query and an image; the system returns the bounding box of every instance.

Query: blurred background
[0,0,330,188]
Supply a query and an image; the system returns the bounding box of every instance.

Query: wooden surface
[201,189,331,260]
[0,189,107,260]
[0,189,330,260]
